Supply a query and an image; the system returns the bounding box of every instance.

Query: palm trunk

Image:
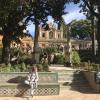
[33,22,40,64]
[58,20,61,30]
[2,35,11,64]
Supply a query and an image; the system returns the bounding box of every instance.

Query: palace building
[0,23,92,52]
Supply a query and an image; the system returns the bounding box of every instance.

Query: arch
[42,33,45,38]
[49,31,54,39]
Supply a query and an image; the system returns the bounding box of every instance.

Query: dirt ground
[0,90,100,100]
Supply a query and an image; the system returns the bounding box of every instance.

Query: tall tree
[25,0,51,63]
[0,0,30,64]
[61,18,68,38]
[80,0,100,63]
[49,0,80,29]
[0,0,81,64]
[25,0,80,63]
[70,20,91,39]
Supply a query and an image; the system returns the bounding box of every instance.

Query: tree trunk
[2,35,11,64]
[96,17,100,63]
[33,22,40,64]
[58,20,61,30]
[91,17,96,61]
[96,6,100,63]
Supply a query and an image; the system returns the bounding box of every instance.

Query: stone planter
[83,71,100,93]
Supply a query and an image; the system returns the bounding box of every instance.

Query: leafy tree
[0,0,80,64]
[25,0,80,63]
[43,47,57,64]
[0,0,31,64]
[24,0,52,63]
[70,19,91,39]
[49,0,80,29]
[61,18,68,38]
[80,0,100,63]
[71,49,80,65]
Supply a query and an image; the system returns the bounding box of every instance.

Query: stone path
[0,65,100,100]
[0,90,100,100]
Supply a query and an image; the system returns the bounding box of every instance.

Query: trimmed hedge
[53,54,64,64]
[79,62,100,71]
[72,50,80,65]
[0,63,49,72]
[78,50,93,62]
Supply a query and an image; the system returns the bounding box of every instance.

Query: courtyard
[0,0,100,100]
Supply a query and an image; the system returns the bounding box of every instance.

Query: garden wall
[83,71,100,92]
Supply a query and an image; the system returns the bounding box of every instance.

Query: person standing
[25,66,39,96]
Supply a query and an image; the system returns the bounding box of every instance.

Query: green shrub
[79,62,100,71]
[42,63,49,71]
[0,62,49,72]
[36,64,43,71]
[53,54,64,64]
[43,47,57,54]
[21,62,26,72]
[91,63,100,71]
[72,50,80,65]
[78,50,93,62]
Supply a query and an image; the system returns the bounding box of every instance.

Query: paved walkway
[49,65,75,71]
[0,90,100,100]
[1,65,100,100]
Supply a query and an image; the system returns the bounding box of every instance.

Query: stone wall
[83,71,100,92]
[0,72,60,97]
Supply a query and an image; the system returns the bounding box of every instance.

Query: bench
[0,72,60,97]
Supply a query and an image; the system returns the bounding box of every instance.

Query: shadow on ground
[63,71,99,94]
[7,76,30,97]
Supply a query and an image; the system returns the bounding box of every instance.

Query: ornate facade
[38,23,67,49]
[0,23,92,51]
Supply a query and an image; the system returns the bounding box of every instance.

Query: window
[42,44,45,48]
[42,33,45,38]
[49,31,53,39]
[58,34,61,39]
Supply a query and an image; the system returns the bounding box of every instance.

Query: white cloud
[63,9,86,24]
[27,23,35,37]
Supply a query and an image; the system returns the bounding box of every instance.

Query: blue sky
[27,2,86,37]
[63,2,86,24]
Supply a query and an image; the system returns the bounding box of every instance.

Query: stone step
[60,85,93,91]
[58,74,86,81]
[50,66,81,74]
[50,66,92,91]
[59,80,88,85]
[58,75,87,83]
[52,70,81,74]
[60,82,92,87]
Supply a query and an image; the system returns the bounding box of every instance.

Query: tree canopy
[0,0,31,63]
[0,0,81,64]
[0,0,30,41]
[80,0,100,63]
[70,20,91,39]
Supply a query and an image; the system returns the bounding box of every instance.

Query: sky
[27,2,86,37]
[63,2,86,24]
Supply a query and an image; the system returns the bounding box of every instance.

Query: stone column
[61,31,63,40]
[46,31,49,40]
